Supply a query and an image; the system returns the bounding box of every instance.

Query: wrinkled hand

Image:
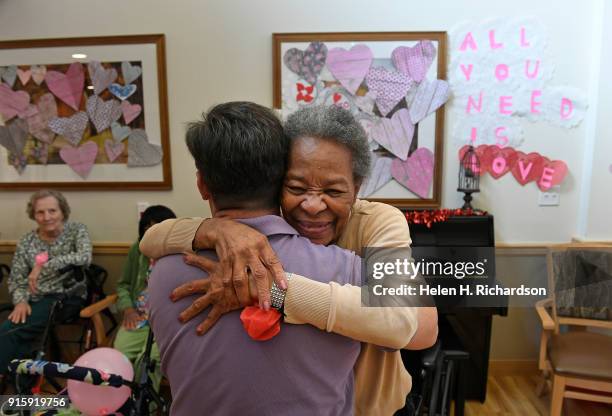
[8,302,31,324]
[194,218,286,309]
[122,307,142,330]
[170,253,257,335]
[28,264,42,294]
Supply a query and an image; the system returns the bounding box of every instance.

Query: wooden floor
[464,374,612,416]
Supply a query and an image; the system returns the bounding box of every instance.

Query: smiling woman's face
[281,136,360,246]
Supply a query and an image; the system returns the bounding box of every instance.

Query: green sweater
[116,241,150,311]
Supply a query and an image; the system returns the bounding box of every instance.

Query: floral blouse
[8,221,92,305]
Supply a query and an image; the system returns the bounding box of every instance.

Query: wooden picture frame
[0,34,171,190]
[273,32,447,208]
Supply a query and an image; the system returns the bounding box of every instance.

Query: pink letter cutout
[492,156,507,175]
[560,98,573,119]
[489,30,503,49]
[525,60,540,79]
[520,27,530,47]
[531,90,542,114]
[466,92,483,114]
[495,64,509,81]
[459,32,478,51]
[495,127,508,147]
[499,96,513,115]
[539,167,555,190]
[518,160,533,181]
[460,64,474,81]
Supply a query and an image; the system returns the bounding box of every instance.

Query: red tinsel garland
[405,208,488,228]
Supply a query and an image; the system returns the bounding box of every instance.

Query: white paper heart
[104,138,124,162]
[111,121,131,142]
[0,118,28,155]
[121,61,142,84]
[48,112,89,146]
[128,129,163,166]
[408,79,451,123]
[1,66,17,87]
[31,65,47,85]
[370,109,415,160]
[87,61,118,95]
[358,154,393,198]
[86,95,122,133]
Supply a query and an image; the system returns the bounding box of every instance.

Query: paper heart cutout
[391,148,435,198]
[23,93,57,144]
[365,67,414,116]
[537,159,568,191]
[0,83,30,121]
[45,62,84,111]
[409,79,450,123]
[391,41,437,82]
[127,129,163,166]
[109,83,137,101]
[0,118,28,155]
[121,61,142,85]
[31,65,47,85]
[355,94,376,115]
[104,139,124,162]
[17,68,31,86]
[59,141,98,179]
[111,121,131,142]
[31,141,49,164]
[370,109,415,160]
[283,42,328,85]
[358,154,393,198]
[1,66,17,87]
[86,95,122,133]
[326,44,373,95]
[9,153,27,174]
[48,111,89,146]
[120,100,142,124]
[87,61,118,95]
[511,152,545,185]
[483,146,518,179]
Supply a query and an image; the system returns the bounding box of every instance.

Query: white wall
[0,0,607,244]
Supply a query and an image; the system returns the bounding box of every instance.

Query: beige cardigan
[140,199,417,416]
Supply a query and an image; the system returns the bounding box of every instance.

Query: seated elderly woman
[0,190,92,380]
[140,105,438,416]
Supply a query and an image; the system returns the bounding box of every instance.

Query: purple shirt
[148,215,362,416]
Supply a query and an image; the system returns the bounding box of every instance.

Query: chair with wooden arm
[79,293,119,349]
[536,244,612,416]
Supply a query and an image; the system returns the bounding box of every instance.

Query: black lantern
[457,146,480,210]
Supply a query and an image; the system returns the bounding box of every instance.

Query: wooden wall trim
[0,241,131,255]
[489,360,538,375]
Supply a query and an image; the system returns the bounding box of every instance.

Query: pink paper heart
[87,61,118,95]
[104,139,124,162]
[391,148,435,198]
[86,95,122,133]
[59,141,98,179]
[365,67,414,116]
[31,65,46,85]
[23,93,57,144]
[121,100,142,124]
[283,42,328,85]
[483,146,518,179]
[511,152,544,185]
[0,83,30,121]
[409,79,450,123]
[45,62,84,111]
[358,154,393,198]
[17,68,31,86]
[326,44,373,95]
[48,111,89,146]
[391,41,437,82]
[537,159,568,191]
[0,118,28,155]
[370,109,415,160]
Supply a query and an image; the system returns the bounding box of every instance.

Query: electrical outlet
[137,201,150,218]
[538,187,560,206]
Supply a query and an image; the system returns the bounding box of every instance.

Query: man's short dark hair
[139,205,176,240]
[186,102,289,209]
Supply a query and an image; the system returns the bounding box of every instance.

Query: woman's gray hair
[284,105,371,182]
[26,190,71,221]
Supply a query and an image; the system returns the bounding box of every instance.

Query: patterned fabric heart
[45,62,85,111]
[0,83,30,121]
[59,141,98,179]
[1,66,17,87]
[104,138,124,162]
[111,121,131,142]
[23,93,57,144]
[391,147,435,198]
[358,154,393,198]
[120,100,142,124]
[365,67,414,117]
[17,68,31,86]
[87,61,118,95]
[128,129,163,166]
[283,42,328,85]
[109,83,137,101]
[121,61,142,84]
[391,41,437,82]
[0,118,28,155]
[31,65,47,85]
[48,112,89,146]
[86,95,122,133]
[370,109,415,160]
[409,79,450,124]
[326,44,373,95]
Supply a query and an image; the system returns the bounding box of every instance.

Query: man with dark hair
[147,102,364,416]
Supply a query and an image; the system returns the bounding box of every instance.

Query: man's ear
[353,179,362,203]
[196,171,211,201]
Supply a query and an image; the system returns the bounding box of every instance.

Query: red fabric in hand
[240,306,282,341]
